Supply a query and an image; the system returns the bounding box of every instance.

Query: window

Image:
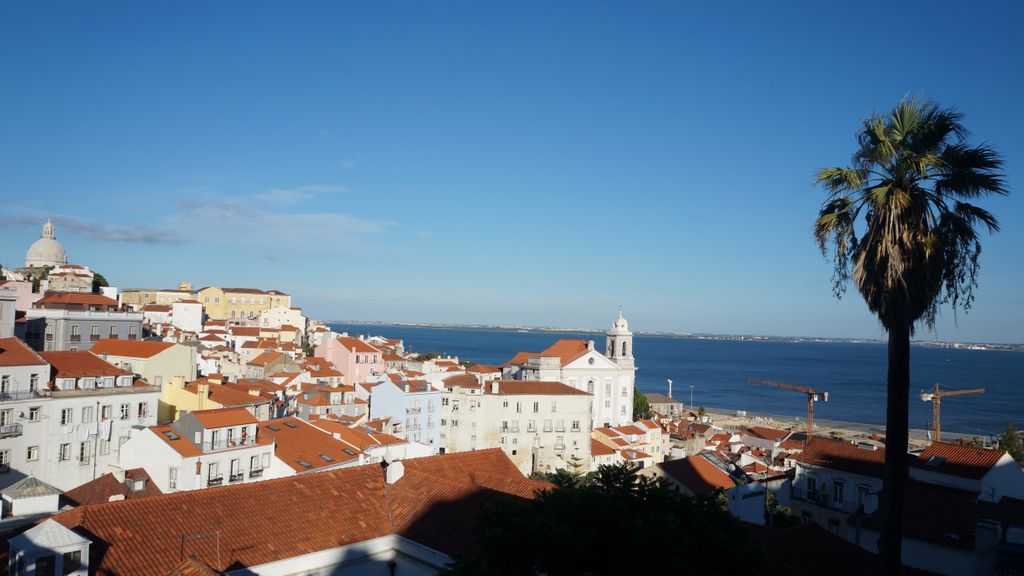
[138,402,150,419]
[621,387,627,397]
[806,477,817,500]
[128,325,138,340]
[70,324,80,340]
[120,403,130,420]
[515,402,522,413]
[262,453,271,468]
[605,383,612,396]
[29,407,40,422]
[90,324,100,341]
[61,408,73,425]
[99,439,110,455]
[101,404,112,420]
[604,400,611,408]
[82,405,94,423]
[828,518,841,535]
[27,446,39,461]
[587,379,594,394]
[833,481,845,506]
[59,443,71,461]
[571,420,580,432]
[29,373,38,392]
[0,449,9,469]
[551,401,557,412]
[62,551,82,575]
[0,375,8,396]
[0,409,10,427]
[501,400,508,408]
[543,419,552,432]
[79,441,91,465]
[621,341,628,356]
[857,485,870,508]
[620,406,626,415]
[109,325,118,338]
[35,556,56,576]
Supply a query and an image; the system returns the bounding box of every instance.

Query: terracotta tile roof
[258,417,361,472]
[743,426,790,442]
[911,442,1007,480]
[615,425,646,436]
[0,337,47,367]
[621,449,652,461]
[591,438,616,456]
[443,373,479,388]
[793,437,887,478]
[336,336,381,354]
[230,326,261,337]
[190,407,258,428]
[35,292,119,308]
[64,468,163,506]
[41,351,132,379]
[90,339,175,358]
[220,287,268,295]
[505,351,538,365]
[688,423,712,435]
[657,455,735,494]
[151,424,202,457]
[51,449,545,575]
[248,350,283,366]
[779,439,805,451]
[539,338,589,366]
[465,364,500,373]
[485,380,590,396]
[141,304,171,312]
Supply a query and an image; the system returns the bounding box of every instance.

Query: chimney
[404,384,410,393]
[385,460,405,484]
[112,468,126,483]
[491,381,500,394]
[198,380,210,404]
[208,374,223,385]
[586,340,595,351]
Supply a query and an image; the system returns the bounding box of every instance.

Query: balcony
[70,335,81,342]
[0,424,23,438]
[0,390,50,402]
[555,424,565,433]
[249,468,264,479]
[207,475,224,487]
[406,407,421,414]
[90,334,100,342]
[202,437,256,452]
[229,472,244,483]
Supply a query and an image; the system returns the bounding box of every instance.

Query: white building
[504,312,635,427]
[0,337,50,489]
[170,300,204,333]
[38,351,159,491]
[119,407,275,493]
[441,375,593,475]
[260,305,306,332]
[370,378,442,451]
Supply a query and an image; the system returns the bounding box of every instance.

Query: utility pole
[689,385,694,415]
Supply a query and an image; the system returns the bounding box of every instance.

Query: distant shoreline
[327,320,1023,352]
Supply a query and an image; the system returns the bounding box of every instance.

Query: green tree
[814,98,1007,571]
[1000,423,1024,465]
[443,462,764,576]
[632,387,652,420]
[91,271,109,293]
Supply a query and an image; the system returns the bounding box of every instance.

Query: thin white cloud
[250,185,349,204]
[416,230,435,238]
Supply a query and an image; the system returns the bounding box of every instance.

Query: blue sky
[2,1,1022,343]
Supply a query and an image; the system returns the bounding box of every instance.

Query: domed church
[24,218,68,269]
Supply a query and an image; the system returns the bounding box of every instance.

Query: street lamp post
[689,385,694,417]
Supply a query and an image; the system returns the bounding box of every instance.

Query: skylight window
[319,454,334,462]
[284,421,298,428]
[342,449,357,456]
[161,431,179,440]
[267,425,280,431]
[925,456,947,467]
[297,460,313,468]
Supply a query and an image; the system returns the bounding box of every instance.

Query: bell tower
[605,310,634,368]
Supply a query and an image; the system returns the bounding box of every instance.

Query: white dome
[607,311,631,335]
[24,219,68,268]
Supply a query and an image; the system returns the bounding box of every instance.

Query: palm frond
[935,143,1008,198]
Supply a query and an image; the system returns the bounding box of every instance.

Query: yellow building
[197,286,291,321]
[122,282,196,310]
[160,375,276,422]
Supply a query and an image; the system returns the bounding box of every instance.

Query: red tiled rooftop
[485,380,589,396]
[538,339,590,366]
[41,351,132,379]
[336,336,382,354]
[90,339,175,358]
[912,442,1007,480]
[793,437,888,478]
[190,407,258,428]
[0,337,47,367]
[657,455,735,494]
[258,417,361,472]
[51,449,546,575]
[35,292,119,308]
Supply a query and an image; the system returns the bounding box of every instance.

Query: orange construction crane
[749,378,829,439]
[920,383,984,442]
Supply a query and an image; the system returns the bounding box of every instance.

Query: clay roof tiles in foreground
[538,338,590,366]
[190,407,258,428]
[51,449,547,576]
[35,292,119,308]
[792,437,888,478]
[911,442,1007,480]
[90,339,175,359]
[258,417,361,472]
[656,455,736,494]
[41,351,132,379]
[0,337,48,367]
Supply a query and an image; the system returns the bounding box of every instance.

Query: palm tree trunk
[880,322,910,573]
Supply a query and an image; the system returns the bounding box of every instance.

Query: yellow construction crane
[920,383,985,442]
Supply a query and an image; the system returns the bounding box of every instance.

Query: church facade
[503,313,637,427]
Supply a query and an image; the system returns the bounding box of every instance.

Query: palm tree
[814,98,1006,572]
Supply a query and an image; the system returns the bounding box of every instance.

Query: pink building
[315,335,383,384]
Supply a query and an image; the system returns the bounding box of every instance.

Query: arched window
[586,379,594,394]
[621,341,627,357]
